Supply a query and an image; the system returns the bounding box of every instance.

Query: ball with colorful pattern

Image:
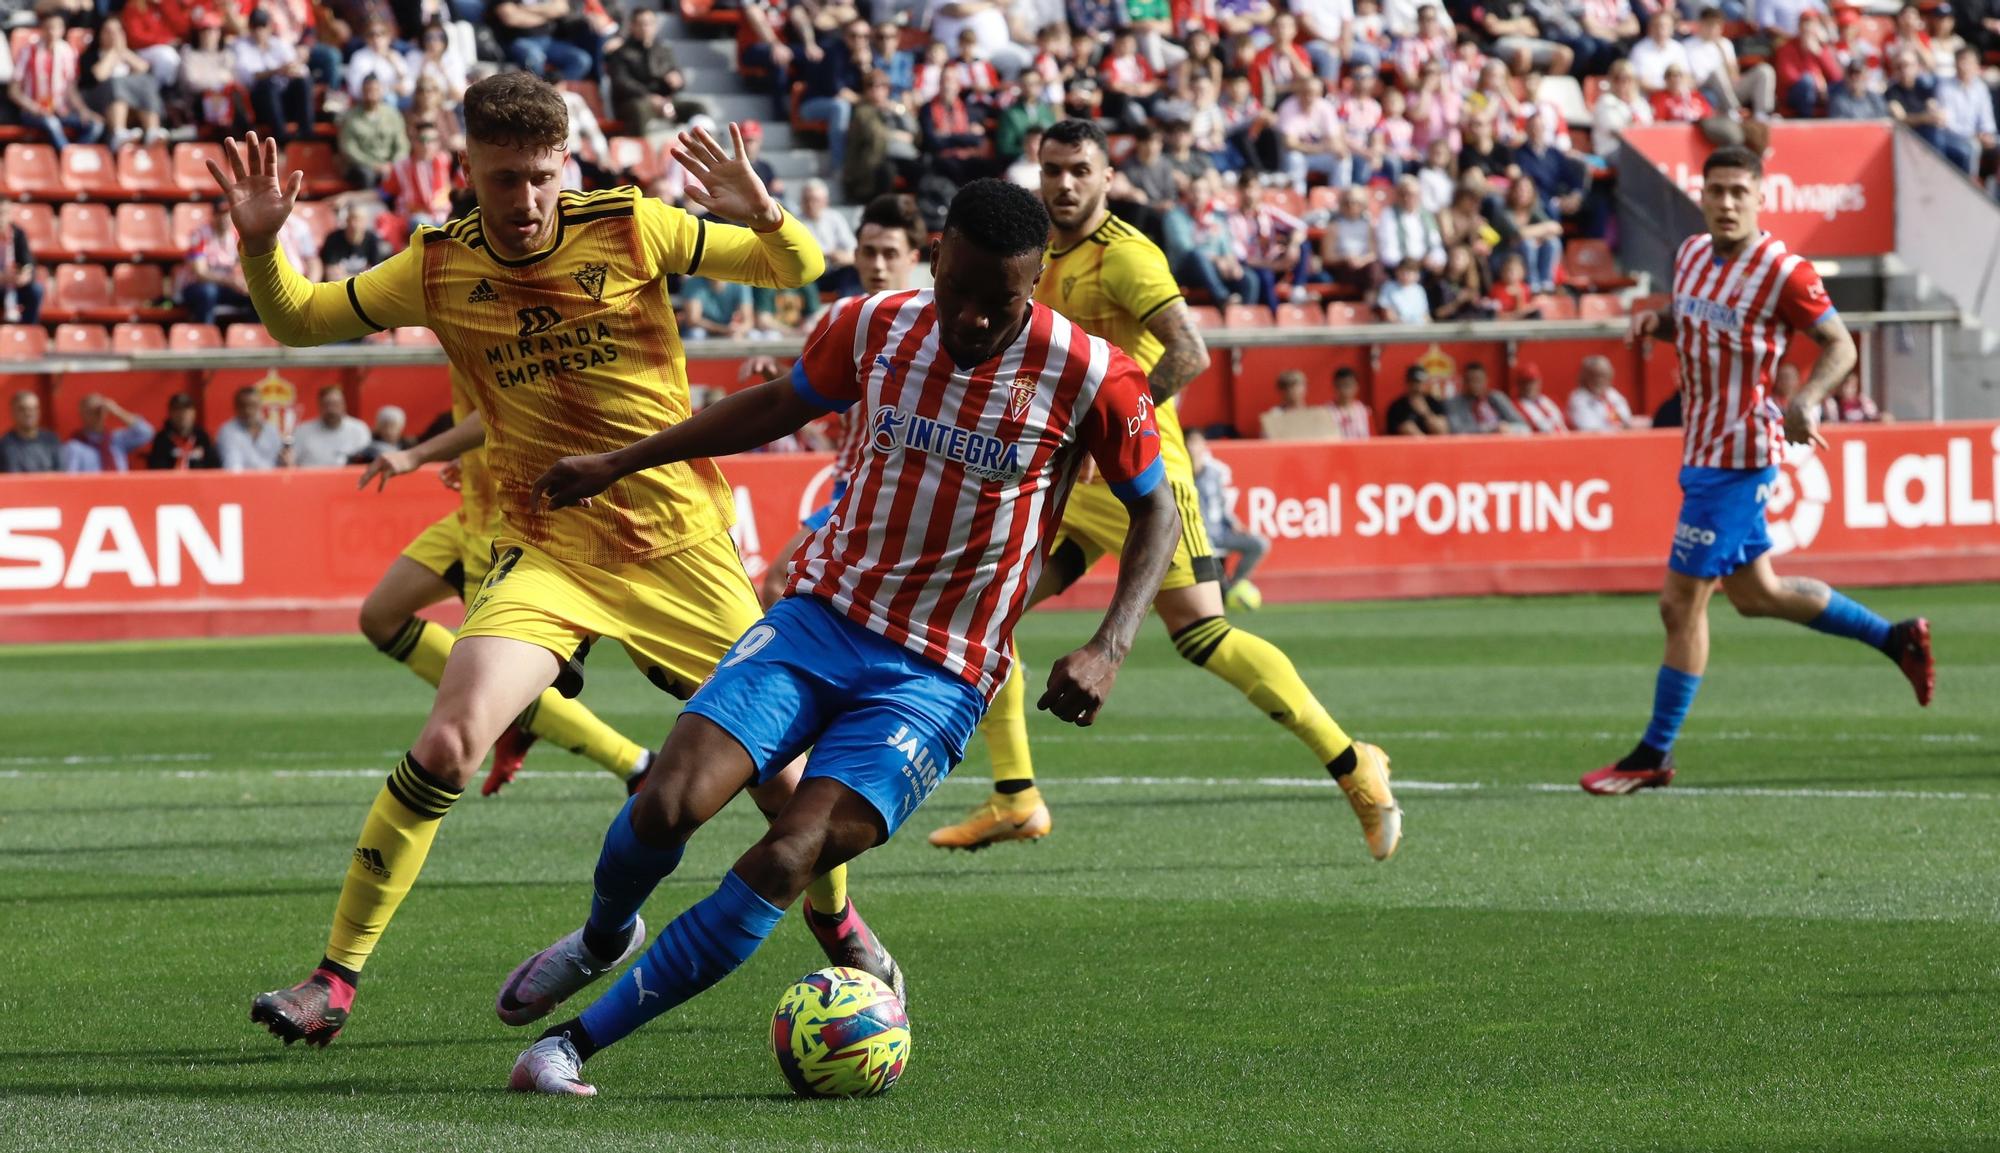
[770,966,910,1098]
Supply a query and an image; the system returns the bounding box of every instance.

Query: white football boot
[496,917,646,1026]
[509,1033,597,1096]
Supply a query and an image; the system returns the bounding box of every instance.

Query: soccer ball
[770,966,910,1098]
[1225,578,1264,613]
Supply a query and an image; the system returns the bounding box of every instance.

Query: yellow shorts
[458,529,761,700]
[1051,468,1219,592]
[399,512,494,599]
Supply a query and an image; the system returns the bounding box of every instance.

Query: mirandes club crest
[571,263,608,302]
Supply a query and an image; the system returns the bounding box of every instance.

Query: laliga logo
[1764,445,1831,556]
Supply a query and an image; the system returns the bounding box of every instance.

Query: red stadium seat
[605,136,663,183]
[171,202,215,250]
[1631,292,1670,317]
[1530,294,1578,320]
[111,263,172,318]
[1186,304,1226,330]
[112,322,168,353]
[226,324,279,348]
[58,203,121,262]
[1223,303,1273,328]
[53,323,111,354]
[1307,186,1339,216]
[169,323,223,351]
[0,324,49,360]
[114,202,180,260]
[1578,293,1626,321]
[44,263,113,323]
[172,142,228,198]
[1324,301,1370,325]
[1562,239,1637,292]
[1274,302,1322,328]
[1262,188,1307,220]
[1,144,67,199]
[12,202,59,258]
[286,141,349,197]
[59,144,123,200]
[117,142,179,198]
[293,200,339,246]
[562,79,609,126]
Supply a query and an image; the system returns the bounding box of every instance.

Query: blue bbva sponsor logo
[1676,294,1742,330]
[871,407,1026,483]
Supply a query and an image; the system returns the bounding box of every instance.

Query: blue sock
[1640,665,1703,754]
[1807,590,1894,653]
[583,796,684,957]
[578,870,785,1049]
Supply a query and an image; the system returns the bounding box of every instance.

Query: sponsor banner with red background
[1619,122,1895,256]
[5,423,1996,643]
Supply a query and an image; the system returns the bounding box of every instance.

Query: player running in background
[503,179,1179,1097]
[756,193,927,608]
[928,119,1400,861]
[355,371,653,796]
[212,72,898,1047]
[1583,146,1934,797]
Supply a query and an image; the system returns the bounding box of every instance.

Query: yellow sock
[378,617,453,688]
[805,865,848,915]
[1174,617,1354,766]
[517,691,648,777]
[977,649,1036,787]
[325,754,461,972]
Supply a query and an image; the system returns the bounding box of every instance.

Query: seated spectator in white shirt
[215,386,290,470]
[1376,259,1433,323]
[60,393,153,473]
[1566,355,1641,432]
[1629,9,1692,91]
[1375,174,1447,274]
[1445,362,1530,434]
[291,385,372,467]
[1514,361,1568,432]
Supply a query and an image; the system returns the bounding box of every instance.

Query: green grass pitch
[3,587,1998,1152]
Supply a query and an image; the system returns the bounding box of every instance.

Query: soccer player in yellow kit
[929,119,1402,861]
[355,368,653,796]
[214,73,898,1048]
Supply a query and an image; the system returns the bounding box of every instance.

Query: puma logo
[632,966,658,1004]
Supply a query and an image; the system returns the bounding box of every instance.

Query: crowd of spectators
[0,384,415,472]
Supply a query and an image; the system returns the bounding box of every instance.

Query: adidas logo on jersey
[353,846,391,879]
[468,278,500,304]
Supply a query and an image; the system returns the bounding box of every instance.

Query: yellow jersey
[243,187,824,565]
[1036,213,1190,470]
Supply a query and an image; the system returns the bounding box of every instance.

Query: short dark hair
[1703,145,1763,180]
[1043,118,1111,163]
[318,384,343,403]
[463,71,568,152]
[860,192,927,251]
[1333,366,1359,382]
[943,179,1050,258]
[1698,5,1724,18]
[234,386,257,405]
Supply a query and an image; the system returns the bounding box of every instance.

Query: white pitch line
[0,767,1994,803]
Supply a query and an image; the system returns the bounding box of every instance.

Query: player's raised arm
[213,132,424,346]
[358,411,486,491]
[1782,311,1857,450]
[663,124,825,289]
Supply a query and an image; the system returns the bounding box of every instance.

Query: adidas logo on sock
[468,278,499,304]
[353,846,391,879]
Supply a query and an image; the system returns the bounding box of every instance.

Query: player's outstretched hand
[534,453,617,509]
[359,447,421,492]
[673,124,783,232]
[1038,642,1123,727]
[1783,399,1830,451]
[438,460,463,492]
[206,131,303,248]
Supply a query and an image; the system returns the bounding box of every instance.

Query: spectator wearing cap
[293,386,372,467]
[1513,363,1568,432]
[9,7,103,150]
[215,386,289,471]
[1567,355,1641,432]
[147,393,219,470]
[3,391,61,474]
[1776,10,1844,117]
[1686,6,1777,121]
[1386,365,1449,435]
[1934,45,1995,173]
[1928,4,1968,70]
[1829,57,1889,118]
[231,7,315,146]
[62,393,155,474]
[1886,48,1973,168]
[1445,362,1529,434]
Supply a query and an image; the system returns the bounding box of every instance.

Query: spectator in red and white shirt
[1332,367,1373,439]
[1228,179,1310,304]
[1567,355,1643,431]
[1276,73,1349,190]
[9,9,103,150]
[1393,4,1454,86]
[1100,29,1162,126]
[1651,64,1714,123]
[381,123,459,227]
[1776,10,1844,117]
[1252,11,1315,105]
[1822,372,1889,423]
[1514,362,1567,433]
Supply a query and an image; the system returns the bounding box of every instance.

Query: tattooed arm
[1782,313,1858,451]
[1142,300,1211,405]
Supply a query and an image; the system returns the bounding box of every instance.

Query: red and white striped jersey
[786,288,1164,699]
[805,298,872,478]
[1672,231,1834,469]
[12,35,79,111]
[381,153,457,222]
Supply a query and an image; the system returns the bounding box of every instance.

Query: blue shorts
[1669,465,1776,579]
[684,595,987,837]
[800,478,850,531]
